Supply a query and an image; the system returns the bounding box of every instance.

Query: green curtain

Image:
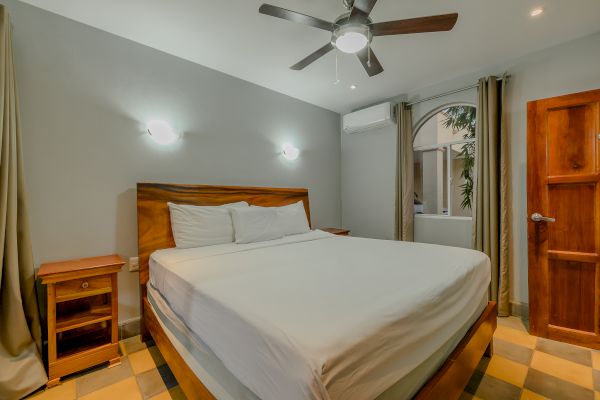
[395,102,414,241]
[0,6,48,398]
[473,75,510,316]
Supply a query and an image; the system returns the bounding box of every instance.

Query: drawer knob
[81,281,89,289]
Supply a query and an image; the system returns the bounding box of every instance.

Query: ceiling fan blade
[350,0,379,18]
[259,4,335,31]
[356,47,383,77]
[371,13,458,36]
[291,43,335,70]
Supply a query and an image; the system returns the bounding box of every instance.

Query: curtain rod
[406,75,510,107]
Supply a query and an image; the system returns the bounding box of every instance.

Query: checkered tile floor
[27,337,185,400]
[463,317,600,400]
[27,317,600,400]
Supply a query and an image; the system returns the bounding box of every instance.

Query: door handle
[531,212,556,223]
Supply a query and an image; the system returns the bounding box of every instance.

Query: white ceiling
[19,0,600,113]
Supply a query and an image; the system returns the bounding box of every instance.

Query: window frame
[412,102,477,217]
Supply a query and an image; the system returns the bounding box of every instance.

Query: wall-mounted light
[530,7,544,17]
[282,143,300,161]
[147,120,178,145]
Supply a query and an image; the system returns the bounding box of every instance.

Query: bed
[137,183,496,400]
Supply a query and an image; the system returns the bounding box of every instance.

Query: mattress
[147,284,487,400]
[149,230,491,400]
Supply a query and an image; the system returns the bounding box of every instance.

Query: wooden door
[528,88,600,349]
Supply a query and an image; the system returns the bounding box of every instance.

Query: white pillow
[168,201,249,249]
[274,201,310,236]
[230,207,284,244]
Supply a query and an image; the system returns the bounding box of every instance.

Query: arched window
[413,104,476,217]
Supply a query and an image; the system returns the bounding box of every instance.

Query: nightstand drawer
[55,275,112,302]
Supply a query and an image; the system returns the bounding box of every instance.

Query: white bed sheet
[147,283,487,400]
[149,230,491,400]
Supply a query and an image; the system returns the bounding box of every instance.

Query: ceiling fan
[259,0,458,77]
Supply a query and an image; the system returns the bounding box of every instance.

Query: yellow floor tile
[486,355,529,387]
[497,316,528,333]
[128,348,157,374]
[148,391,173,400]
[521,389,550,400]
[29,379,76,400]
[119,336,147,356]
[494,325,537,349]
[592,351,600,370]
[530,351,594,389]
[79,377,141,400]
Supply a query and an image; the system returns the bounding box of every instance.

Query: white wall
[341,122,397,240]
[4,0,342,322]
[345,31,600,310]
[414,215,472,249]
[341,79,478,244]
[498,31,600,306]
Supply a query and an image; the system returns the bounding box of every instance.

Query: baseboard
[509,301,529,329]
[118,317,141,340]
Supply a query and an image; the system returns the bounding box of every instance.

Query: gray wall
[3,0,341,322]
[342,31,600,311]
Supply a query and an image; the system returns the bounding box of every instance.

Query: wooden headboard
[137,183,311,289]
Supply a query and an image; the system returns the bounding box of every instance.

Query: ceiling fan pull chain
[367,42,372,67]
[334,50,340,85]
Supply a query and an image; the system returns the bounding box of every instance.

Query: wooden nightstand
[321,227,351,236]
[38,255,125,387]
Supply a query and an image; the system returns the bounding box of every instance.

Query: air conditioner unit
[342,102,394,134]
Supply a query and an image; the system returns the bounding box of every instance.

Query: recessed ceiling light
[530,7,544,17]
[350,84,357,90]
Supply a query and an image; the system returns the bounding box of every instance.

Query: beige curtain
[0,6,48,399]
[395,102,414,241]
[473,76,510,316]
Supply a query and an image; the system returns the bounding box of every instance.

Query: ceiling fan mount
[333,11,372,25]
[259,0,458,77]
[342,0,355,11]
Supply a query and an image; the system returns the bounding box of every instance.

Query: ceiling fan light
[333,25,370,54]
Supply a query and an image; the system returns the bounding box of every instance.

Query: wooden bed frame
[137,182,497,400]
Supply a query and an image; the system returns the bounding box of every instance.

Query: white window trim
[414,138,475,217]
[413,138,474,152]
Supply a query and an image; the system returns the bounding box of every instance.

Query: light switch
[128,257,139,272]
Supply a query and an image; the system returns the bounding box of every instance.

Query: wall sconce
[147,120,179,145]
[282,143,300,161]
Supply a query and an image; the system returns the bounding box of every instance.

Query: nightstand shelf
[321,227,351,236]
[38,254,125,388]
[56,303,112,333]
[56,322,112,359]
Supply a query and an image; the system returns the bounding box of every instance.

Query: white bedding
[150,230,491,400]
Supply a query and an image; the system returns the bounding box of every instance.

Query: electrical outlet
[128,256,139,272]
